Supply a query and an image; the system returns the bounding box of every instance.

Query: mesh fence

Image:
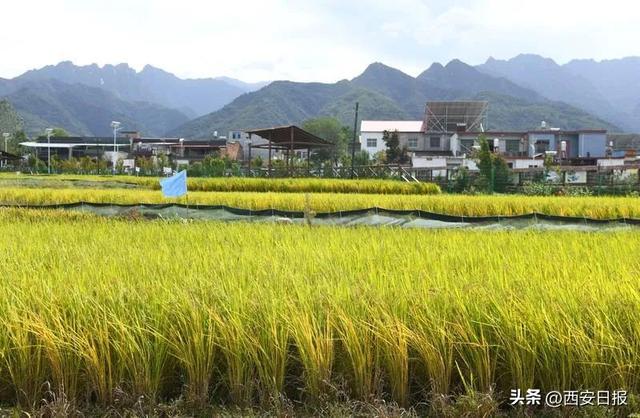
[3,202,639,231]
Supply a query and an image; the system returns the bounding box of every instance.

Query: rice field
[0,209,639,415]
[1,186,640,219]
[0,173,441,195]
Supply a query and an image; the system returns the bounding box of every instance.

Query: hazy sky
[2,0,639,82]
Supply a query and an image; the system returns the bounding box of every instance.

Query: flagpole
[185,172,189,219]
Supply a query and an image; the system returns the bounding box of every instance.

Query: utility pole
[2,133,9,153]
[247,140,252,176]
[350,102,359,179]
[45,128,53,174]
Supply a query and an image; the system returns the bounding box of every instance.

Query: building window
[506,140,520,154]
[366,138,377,148]
[460,139,474,151]
[535,140,549,154]
[430,136,441,148]
[407,138,418,149]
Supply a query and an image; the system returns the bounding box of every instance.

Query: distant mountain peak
[101,63,136,74]
[445,58,468,68]
[425,62,444,72]
[513,54,559,67]
[57,60,75,67]
[418,59,477,80]
[366,61,393,69]
[361,62,404,74]
[140,64,176,79]
[482,54,560,71]
[141,64,168,73]
[354,62,414,82]
[444,59,481,75]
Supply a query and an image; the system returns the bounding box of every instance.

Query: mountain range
[477,54,640,132]
[0,62,267,136]
[1,55,638,139]
[171,59,623,138]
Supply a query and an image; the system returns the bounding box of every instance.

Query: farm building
[0,150,22,168]
[19,131,239,166]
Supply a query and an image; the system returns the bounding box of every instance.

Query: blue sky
[2,0,639,82]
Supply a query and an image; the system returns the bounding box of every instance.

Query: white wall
[462,159,479,171]
[411,156,447,168]
[360,132,387,156]
[597,158,626,167]
[512,159,544,169]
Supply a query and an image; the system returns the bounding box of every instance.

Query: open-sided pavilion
[246,125,333,174]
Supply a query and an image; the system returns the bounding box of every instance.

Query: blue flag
[160,170,187,198]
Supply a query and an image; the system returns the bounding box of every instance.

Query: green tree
[79,156,96,174]
[451,166,472,193]
[116,158,125,174]
[372,150,386,164]
[27,154,47,172]
[493,155,511,193]
[36,127,69,141]
[136,156,154,175]
[51,128,69,137]
[477,135,493,183]
[382,130,408,163]
[50,155,62,173]
[353,150,370,166]
[476,135,512,193]
[201,155,225,176]
[3,130,27,154]
[157,153,170,171]
[61,157,80,173]
[302,117,349,164]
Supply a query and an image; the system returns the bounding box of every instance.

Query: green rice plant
[288,309,334,403]
[165,298,218,406]
[68,305,121,405]
[407,300,456,399]
[248,305,289,406]
[0,216,639,413]
[0,173,441,195]
[212,308,256,406]
[450,310,498,395]
[0,306,49,407]
[334,311,381,401]
[108,311,171,402]
[372,311,410,407]
[22,306,83,403]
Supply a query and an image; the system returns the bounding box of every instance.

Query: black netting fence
[3,202,639,231]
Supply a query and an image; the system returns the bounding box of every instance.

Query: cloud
[1,0,639,82]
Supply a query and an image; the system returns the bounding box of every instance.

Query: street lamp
[2,133,9,152]
[110,121,121,174]
[45,128,53,174]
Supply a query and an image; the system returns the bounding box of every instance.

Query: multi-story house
[359,101,609,169]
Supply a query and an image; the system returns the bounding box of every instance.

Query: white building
[359,102,610,171]
[360,121,424,156]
